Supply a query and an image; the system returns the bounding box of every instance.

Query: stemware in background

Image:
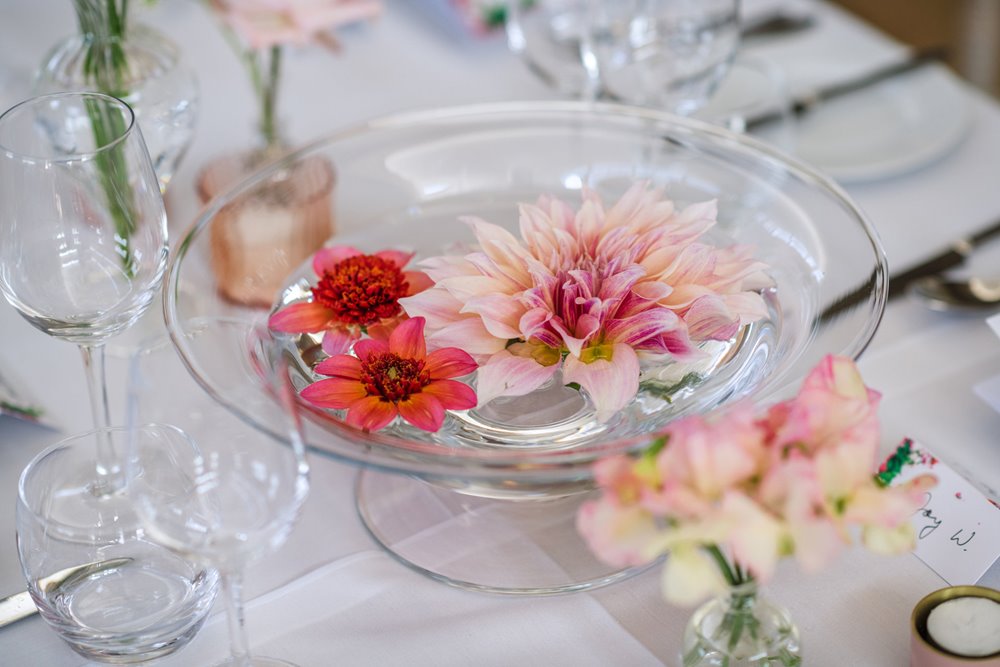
[16,428,219,663]
[506,0,597,98]
[587,0,741,116]
[0,92,168,488]
[127,318,310,667]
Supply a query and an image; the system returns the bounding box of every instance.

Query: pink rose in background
[214,0,383,49]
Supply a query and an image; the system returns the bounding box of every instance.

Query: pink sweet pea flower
[300,317,477,432]
[269,245,433,356]
[214,0,383,50]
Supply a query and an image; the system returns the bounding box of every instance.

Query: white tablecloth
[1,1,998,664]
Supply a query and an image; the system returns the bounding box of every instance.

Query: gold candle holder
[911,586,1000,666]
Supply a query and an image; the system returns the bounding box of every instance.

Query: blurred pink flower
[401,183,771,422]
[577,355,936,606]
[214,0,382,49]
[269,245,432,356]
[300,317,477,432]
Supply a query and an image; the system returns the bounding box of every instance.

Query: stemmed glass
[0,91,167,488]
[509,0,741,116]
[126,317,310,667]
[587,0,741,115]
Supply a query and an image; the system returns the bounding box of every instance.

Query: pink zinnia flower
[300,317,477,432]
[401,183,771,422]
[269,245,433,356]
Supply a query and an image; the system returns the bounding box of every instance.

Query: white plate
[792,64,971,182]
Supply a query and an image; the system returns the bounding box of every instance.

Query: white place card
[881,439,1000,586]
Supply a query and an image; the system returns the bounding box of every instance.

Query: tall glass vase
[34,0,198,192]
[681,581,802,667]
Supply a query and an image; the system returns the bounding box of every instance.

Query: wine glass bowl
[0,92,168,343]
[165,102,886,593]
[127,319,309,665]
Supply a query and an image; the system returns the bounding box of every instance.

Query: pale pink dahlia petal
[346,396,398,432]
[461,294,525,339]
[722,292,769,326]
[474,349,559,406]
[397,393,446,432]
[268,302,333,333]
[518,307,553,340]
[683,294,741,341]
[426,318,507,356]
[353,338,390,362]
[313,245,362,275]
[418,255,479,283]
[388,316,426,360]
[604,306,680,348]
[321,327,359,356]
[314,354,362,379]
[399,289,465,329]
[435,275,513,302]
[657,327,703,361]
[421,379,477,410]
[562,343,640,423]
[301,377,368,410]
[424,348,478,379]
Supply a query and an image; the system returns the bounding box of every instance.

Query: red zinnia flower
[269,245,433,355]
[301,317,478,432]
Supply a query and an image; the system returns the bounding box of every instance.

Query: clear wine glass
[587,0,741,115]
[126,317,309,667]
[0,91,168,488]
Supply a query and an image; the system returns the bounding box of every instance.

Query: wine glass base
[355,468,652,596]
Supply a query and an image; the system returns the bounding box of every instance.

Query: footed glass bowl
[165,102,886,594]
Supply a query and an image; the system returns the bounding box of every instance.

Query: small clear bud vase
[35,1,198,193]
[681,580,802,667]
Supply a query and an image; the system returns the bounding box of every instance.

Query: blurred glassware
[127,319,309,667]
[17,427,218,663]
[34,1,198,193]
[506,0,596,98]
[588,0,740,115]
[697,54,796,151]
[0,92,168,487]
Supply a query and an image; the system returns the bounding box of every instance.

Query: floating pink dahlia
[400,183,771,422]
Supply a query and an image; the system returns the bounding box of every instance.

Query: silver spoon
[910,275,1000,312]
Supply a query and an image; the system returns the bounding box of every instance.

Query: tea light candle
[926,596,1000,657]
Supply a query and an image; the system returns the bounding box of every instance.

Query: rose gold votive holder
[198,151,336,307]
[911,586,1000,666]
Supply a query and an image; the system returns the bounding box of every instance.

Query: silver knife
[820,215,1000,321]
[0,558,133,629]
[747,47,948,130]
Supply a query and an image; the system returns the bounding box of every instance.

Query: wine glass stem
[79,343,118,489]
[223,570,252,666]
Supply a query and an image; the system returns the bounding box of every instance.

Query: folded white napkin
[157,551,662,666]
